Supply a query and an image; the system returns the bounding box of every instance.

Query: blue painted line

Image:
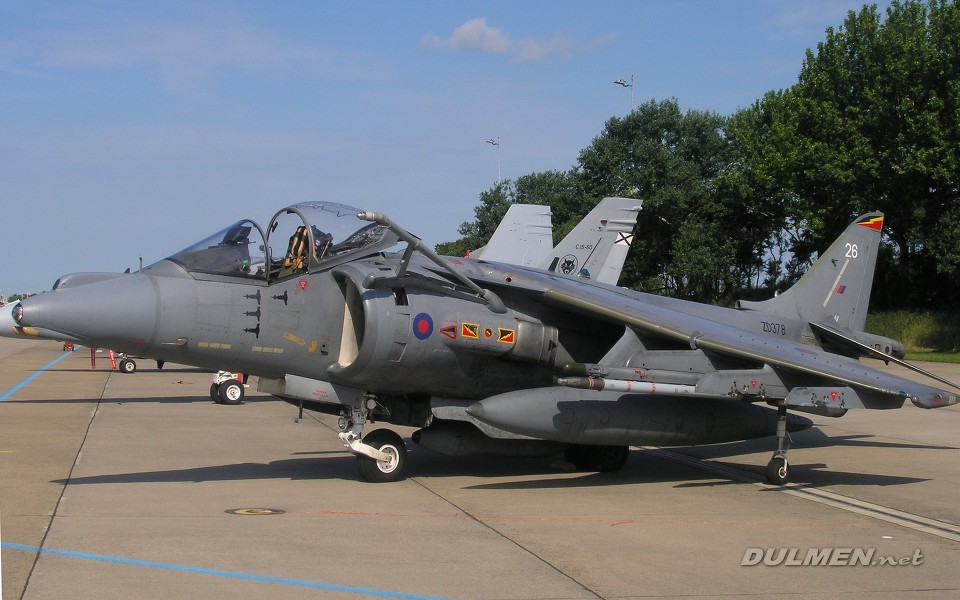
[1,543,450,599]
[0,349,76,403]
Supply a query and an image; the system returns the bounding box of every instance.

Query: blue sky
[0,1,887,295]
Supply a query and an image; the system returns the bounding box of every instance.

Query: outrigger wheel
[766,454,789,485]
[356,429,407,483]
[765,403,791,485]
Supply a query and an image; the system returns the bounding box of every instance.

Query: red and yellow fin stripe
[857,216,884,231]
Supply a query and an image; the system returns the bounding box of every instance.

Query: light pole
[485,137,501,184]
[613,75,634,111]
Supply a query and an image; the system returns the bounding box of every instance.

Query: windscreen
[167,220,267,278]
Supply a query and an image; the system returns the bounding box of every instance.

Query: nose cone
[17,274,158,352]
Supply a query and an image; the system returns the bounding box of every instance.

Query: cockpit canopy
[166,202,399,281]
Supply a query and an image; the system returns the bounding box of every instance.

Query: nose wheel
[356,429,407,483]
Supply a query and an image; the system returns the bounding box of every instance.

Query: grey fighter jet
[10,202,959,484]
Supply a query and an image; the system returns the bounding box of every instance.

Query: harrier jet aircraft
[10,201,958,484]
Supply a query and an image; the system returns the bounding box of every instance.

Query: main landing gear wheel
[357,429,407,483]
[210,383,221,403]
[118,358,137,374]
[565,445,630,472]
[218,380,245,405]
[766,455,789,486]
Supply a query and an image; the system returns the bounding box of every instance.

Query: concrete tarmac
[1,339,958,599]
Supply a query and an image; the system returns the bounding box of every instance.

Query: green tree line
[438,0,960,310]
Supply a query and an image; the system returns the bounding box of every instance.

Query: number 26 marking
[845,243,858,259]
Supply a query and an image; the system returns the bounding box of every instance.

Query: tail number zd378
[762,321,786,335]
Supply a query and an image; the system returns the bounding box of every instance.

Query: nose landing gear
[338,400,408,483]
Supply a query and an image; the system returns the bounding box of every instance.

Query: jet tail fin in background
[736,213,884,332]
[471,204,553,268]
[541,197,641,285]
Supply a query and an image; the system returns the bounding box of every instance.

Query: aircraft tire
[357,429,407,483]
[765,456,789,485]
[218,381,245,405]
[119,358,137,374]
[593,445,630,472]
[565,445,629,472]
[210,383,222,403]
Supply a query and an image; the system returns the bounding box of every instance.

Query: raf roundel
[413,313,434,340]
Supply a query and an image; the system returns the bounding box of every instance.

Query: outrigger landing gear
[338,400,407,483]
[765,403,791,485]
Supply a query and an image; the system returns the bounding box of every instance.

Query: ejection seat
[279,225,309,277]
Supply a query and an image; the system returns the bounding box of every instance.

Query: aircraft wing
[481,268,960,409]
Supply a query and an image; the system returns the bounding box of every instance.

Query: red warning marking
[440,325,457,339]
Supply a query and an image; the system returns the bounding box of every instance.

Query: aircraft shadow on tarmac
[53,455,363,485]
[52,450,610,487]
[50,443,930,490]
[458,452,930,491]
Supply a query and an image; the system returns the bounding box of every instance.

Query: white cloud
[423,18,615,62]
[422,17,511,54]
[513,32,619,63]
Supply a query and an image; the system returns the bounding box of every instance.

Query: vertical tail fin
[736,213,884,331]
[471,204,553,267]
[541,197,642,284]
